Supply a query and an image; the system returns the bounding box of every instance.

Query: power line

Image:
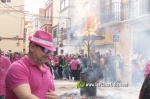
[0,2,25,15]
[0,2,71,20]
[0,1,46,8]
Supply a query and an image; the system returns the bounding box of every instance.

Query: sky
[24,0,47,14]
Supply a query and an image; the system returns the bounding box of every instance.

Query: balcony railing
[61,33,67,40]
[122,0,150,20]
[39,16,52,27]
[40,19,52,27]
[100,0,150,24]
[57,27,69,40]
[100,2,122,24]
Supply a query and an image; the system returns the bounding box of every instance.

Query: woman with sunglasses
[5,30,58,99]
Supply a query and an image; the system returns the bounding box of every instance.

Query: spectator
[0,49,11,99]
[70,56,79,81]
[11,52,20,63]
[53,54,60,79]
[5,30,58,99]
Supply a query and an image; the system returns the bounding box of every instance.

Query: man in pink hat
[0,49,11,99]
[5,30,58,99]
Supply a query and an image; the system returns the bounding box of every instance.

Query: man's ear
[29,43,36,52]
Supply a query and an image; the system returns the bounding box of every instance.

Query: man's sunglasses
[35,44,51,54]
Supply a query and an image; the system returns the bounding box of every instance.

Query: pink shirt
[70,59,79,70]
[144,60,150,79]
[0,56,11,95]
[11,58,20,63]
[5,56,55,99]
[53,56,59,66]
[66,57,71,62]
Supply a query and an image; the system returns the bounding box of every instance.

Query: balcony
[100,2,122,24]
[62,32,68,39]
[100,0,150,25]
[122,0,150,20]
[40,19,52,28]
[59,27,69,40]
[55,33,67,47]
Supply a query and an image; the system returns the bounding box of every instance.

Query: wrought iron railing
[100,0,150,23]
[100,2,122,23]
[122,0,150,20]
[60,28,69,40]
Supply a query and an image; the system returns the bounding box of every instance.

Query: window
[60,50,64,54]
[129,0,140,18]
[112,0,121,19]
[49,8,51,20]
[46,10,49,20]
[54,48,58,55]
[60,1,65,10]
[35,18,38,27]
[65,0,69,7]
[1,0,11,2]
[53,29,57,38]
[47,26,51,33]
[60,0,70,10]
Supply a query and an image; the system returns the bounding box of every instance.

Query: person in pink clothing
[144,60,150,79]
[53,55,60,79]
[70,56,79,81]
[5,30,58,99]
[0,49,11,99]
[11,52,20,63]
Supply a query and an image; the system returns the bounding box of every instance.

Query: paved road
[54,79,141,99]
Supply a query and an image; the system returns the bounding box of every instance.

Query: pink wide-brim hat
[28,30,56,51]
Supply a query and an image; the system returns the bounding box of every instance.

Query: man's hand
[46,89,58,99]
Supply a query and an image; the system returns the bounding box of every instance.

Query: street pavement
[54,64,143,99]
[54,79,141,99]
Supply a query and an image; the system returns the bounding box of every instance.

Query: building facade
[57,0,73,55]
[0,0,25,53]
[100,0,150,64]
[25,0,150,84]
[40,0,52,33]
[35,0,150,65]
[51,0,60,55]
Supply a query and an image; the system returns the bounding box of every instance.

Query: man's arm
[13,84,40,99]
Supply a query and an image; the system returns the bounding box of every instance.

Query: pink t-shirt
[0,56,11,95]
[53,56,59,66]
[66,57,71,63]
[70,59,79,70]
[5,56,55,99]
[144,60,150,79]
[11,57,20,63]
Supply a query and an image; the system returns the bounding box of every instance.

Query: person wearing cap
[5,30,58,99]
[0,49,11,99]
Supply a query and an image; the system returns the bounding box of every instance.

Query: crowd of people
[1,30,150,99]
[0,51,25,63]
[47,50,125,83]
[1,48,127,84]
[0,43,128,98]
